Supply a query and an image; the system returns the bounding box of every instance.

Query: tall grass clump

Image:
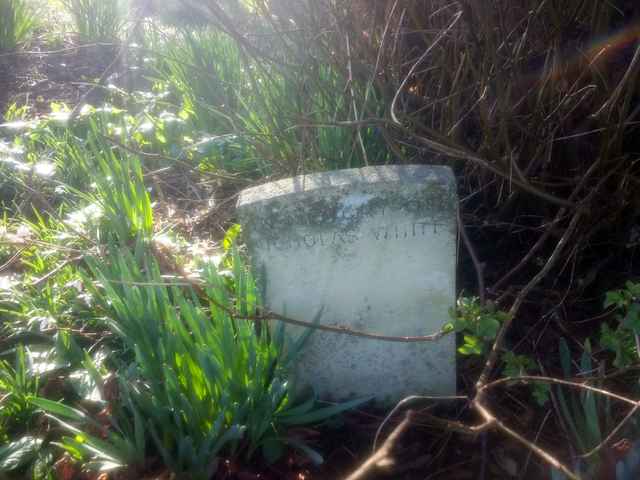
[81,246,364,478]
[0,0,35,51]
[39,120,153,244]
[0,346,39,439]
[63,0,122,42]
[152,23,391,175]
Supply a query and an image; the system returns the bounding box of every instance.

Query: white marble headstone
[236,165,457,402]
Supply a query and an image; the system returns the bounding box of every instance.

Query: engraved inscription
[373,221,448,240]
[264,220,449,251]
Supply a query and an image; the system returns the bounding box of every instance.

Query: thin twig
[345,411,414,480]
[458,207,485,304]
[372,395,467,452]
[0,42,118,58]
[344,34,369,165]
[361,0,398,117]
[520,410,553,479]
[408,128,577,208]
[390,11,463,124]
[480,376,639,407]
[476,208,583,387]
[31,256,85,287]
[490,223,554,293]
[254,309,446,342]
[0,248,27,273]
[581,404,640,460]
[474,401,580,480]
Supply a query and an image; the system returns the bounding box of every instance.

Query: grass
[79,245,362,477]
[0,0,35,51]
[0,346,39,440]
[0,96,370,477]
[62,0,121,42]
[152,25,391,176]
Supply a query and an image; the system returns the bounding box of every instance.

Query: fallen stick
[345,411,414,480]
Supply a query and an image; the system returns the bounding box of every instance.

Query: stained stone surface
[236,165,457,402]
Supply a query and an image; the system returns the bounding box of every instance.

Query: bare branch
[580,404,640,460]
[474,401,581,480]
[480,375,640,408]
[345,411,414,480]
[476,208,583,387]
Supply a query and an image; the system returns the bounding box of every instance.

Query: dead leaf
[54,453,77,480]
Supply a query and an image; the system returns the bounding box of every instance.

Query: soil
[0,37,119,118]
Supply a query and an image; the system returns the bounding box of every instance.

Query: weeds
[62,0,121,42]
[0,0,35,51]
[446,296,509,355]
[551,339,640,479]
[0,102,368,475]
[601,282,640,368]
[152,24,390,175]
[0,346,39,439]
[79,245,365,477]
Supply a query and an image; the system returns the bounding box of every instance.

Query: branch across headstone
[237,165,458,403]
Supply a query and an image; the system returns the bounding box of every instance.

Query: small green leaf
[623,303,640,332]
[442,322,455,334]
[458,335,482,356]
[604,291,624,309]
[532,384,550,406]
[279,396,372,426]
[625,281,640,298]
[223,224,242,252]
[478,317,500,339]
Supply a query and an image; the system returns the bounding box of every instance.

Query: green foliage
[62,0,121,42]
[33,394,146,473]
[600,281,640,367]
[0,0,35,51]
[152,26,390,175]
[447,297,549,404]
[0,346,40,439]
[0,7,494,469]
[3,102,29,121]
[551,338,640,479]
[38,120,154,244]
[0,436,43,473]
[447,297,510,355]
[79,245,366,478]
[501,351,550,406]
[223,223,242,253]
[553,339,614,477]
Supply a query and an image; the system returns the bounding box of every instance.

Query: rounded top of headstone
[237,165,455,208]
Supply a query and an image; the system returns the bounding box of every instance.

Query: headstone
[236,165,457,402]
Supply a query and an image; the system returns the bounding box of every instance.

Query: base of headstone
[237,165,457,403]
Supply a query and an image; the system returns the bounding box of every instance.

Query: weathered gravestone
[236,165,457,402]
